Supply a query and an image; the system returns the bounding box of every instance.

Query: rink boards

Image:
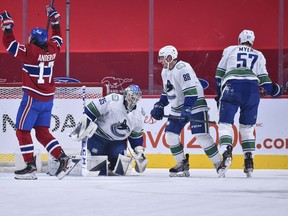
[1,97,288,169]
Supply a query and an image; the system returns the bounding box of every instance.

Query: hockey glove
[181,106,192,123]
[69,114,97,142]
[150,102,164,120]
[133,146,145,160]
[271,83,283,98]
[0,11,14,31]
[46,6,61,25]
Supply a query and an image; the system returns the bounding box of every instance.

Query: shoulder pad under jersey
[111,93,120,101]
[176,62,186,70]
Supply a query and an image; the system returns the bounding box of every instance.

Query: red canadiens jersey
[3,28,63,101]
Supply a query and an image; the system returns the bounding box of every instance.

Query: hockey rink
[0,169,287,216]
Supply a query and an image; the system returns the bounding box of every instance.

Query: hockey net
[0,82,108,173]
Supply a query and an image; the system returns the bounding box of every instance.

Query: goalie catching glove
[69,114,97,142]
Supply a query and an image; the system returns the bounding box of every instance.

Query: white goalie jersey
[86,93,145,141]
[161,60,208,115]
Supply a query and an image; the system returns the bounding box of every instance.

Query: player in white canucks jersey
[70,84,147,175]
[215,30,283,177]
[151,45,222,177]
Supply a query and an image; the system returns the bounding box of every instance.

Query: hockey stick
[163,114,216,124]
[79,86,103,177]
[46,0,55,31]
[80,85,90,176]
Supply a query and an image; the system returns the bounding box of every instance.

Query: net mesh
[0,82,108,172]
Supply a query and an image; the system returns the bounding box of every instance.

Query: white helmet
[238,30,255,45]
[158,45,178,62]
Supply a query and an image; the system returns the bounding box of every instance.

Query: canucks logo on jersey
[165,80,176,99]
[111,119,131,138]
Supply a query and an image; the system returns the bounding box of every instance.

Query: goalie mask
[123,84,142,112]
[158,45,178,63]
[29,27,48,46]
[238,29,255,46]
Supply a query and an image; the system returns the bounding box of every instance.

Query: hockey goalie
[69,84,148,176]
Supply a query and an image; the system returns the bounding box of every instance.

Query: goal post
[0,82,108,173]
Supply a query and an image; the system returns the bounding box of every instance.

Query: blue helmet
[30,27,48,45]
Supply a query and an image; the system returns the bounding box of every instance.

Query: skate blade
[246,172,252,178]
[169,171,190,177]
[15,173,37,180]
[217,157,232,178]
[56,161,76,180]
[244,168,253,178]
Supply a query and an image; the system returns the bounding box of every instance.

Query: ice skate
[217,145,233,178]
[169,154,190,177]
[55,154,76,180]
[14,158,37,180]
[243,152,254,178]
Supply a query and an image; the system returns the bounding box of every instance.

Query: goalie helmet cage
[0,82,109,173]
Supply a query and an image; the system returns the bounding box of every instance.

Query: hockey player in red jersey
[0,6,76,180]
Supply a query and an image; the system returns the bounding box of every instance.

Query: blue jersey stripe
[7,40,19,57]
[23,64,52,76]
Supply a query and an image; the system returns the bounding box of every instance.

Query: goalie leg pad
[88,155,108,176]
[135,156,148,173]
[48,155,107,176]
[110,154,134,176]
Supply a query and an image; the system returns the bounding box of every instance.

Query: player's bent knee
[194,133,214,148]
[218,123,233,137]
[16,129,33,144]
[165,132,180,146]
[35,126,55,144]
[239,124,255,140]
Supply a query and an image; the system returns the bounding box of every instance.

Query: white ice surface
[1,169,288,216]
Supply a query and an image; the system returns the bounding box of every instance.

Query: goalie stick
[163,114,216,124]
[46,0,55,32]
[81,86,89,176]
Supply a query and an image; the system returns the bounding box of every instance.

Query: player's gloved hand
[133,146,145,160]
[69,114,97,142]
[214,95,220,109]
[181,106,192,123]
[271,83,283,98]
[258,87,267,97]
[0,11,14,31]
[150,102,164,120]
[46,5,61,24]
